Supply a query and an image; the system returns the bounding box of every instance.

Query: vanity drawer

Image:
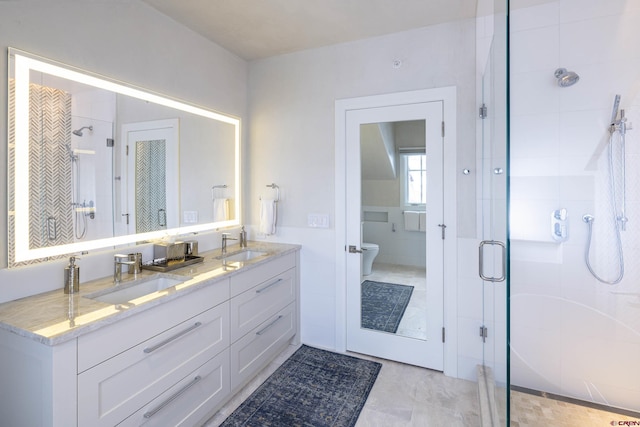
[229,252,295,297]
[118,349,230,427]
[230,267,295,342]
[77,302,229,427]
[78,279,229,372]
[230,302,296,390]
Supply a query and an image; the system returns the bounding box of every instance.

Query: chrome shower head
[554,68,579,87]
[72,125,93,136]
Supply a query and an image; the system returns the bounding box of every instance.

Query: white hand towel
[403,211,420,231]
[259,199,277,235]
[213,198,229,222]
[419,212,427,232]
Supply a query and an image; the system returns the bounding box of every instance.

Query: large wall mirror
[7,48,240,266]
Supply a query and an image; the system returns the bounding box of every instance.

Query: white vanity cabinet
[0,246,300,427]
[229,253,297,390]
[77,282,230,426]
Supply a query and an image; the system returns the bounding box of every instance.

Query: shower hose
[582,129,625,285]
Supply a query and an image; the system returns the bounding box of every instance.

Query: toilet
[360,221,379,275]
[361,242,379,276]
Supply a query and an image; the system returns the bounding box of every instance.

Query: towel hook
[266,183,280,203]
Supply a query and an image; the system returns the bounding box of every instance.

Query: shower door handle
[479,240,506,282]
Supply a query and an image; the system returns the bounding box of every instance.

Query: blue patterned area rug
[361,280,414,333]
[220,345,381,427]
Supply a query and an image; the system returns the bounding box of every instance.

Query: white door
[345,101,445,370]
[122,119,179,234]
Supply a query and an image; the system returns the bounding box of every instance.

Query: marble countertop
[0,242,300,346]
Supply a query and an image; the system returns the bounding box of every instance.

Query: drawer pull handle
[256,315,284,336]
[143,375,202,419]
[143,322,202,354]
[255,278,283,294]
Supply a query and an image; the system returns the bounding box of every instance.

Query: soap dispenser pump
[64,256,80,294]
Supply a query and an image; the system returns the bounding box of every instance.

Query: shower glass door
[478,2,509,425]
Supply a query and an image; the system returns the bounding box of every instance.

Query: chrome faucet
[114,254,136,284]
[221,233,237,254]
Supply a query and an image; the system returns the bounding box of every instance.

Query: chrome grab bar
[479,240,506,282]
[256,315,284,336]
[143,322,202,354]
[143,375,202,419]
[255,278,283,294]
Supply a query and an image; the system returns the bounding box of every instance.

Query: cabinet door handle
[143,375,202,419]
[255,278,283,294]
[143,322,202,354]
[256,315,284,336]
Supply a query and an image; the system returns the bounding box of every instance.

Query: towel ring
[263,183,279,203]
[212,184,227,200]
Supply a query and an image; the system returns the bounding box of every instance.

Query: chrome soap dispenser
[64,256,80,294]
[239,226,247,248]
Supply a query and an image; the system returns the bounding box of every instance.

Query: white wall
[0,2,483,381]
[510,0,640,411]
[0,0,248,303]
[247,21,477,351]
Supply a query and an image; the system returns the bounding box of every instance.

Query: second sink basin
[85,274,187,305]
[216,249,267,262]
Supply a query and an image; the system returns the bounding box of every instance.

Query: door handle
[158,208,166,227]
[348,245,363,254]
[479,240,506,282]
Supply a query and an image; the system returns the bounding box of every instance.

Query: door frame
[335,87,458,377]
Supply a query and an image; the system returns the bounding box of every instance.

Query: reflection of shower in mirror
[72,125,93,136]
[70,124,96,240]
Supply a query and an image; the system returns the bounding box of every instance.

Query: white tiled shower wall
[510,0,640,411]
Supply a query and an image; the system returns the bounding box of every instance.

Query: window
[402,153,426,206]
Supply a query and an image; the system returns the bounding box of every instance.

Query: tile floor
[365,262,427,340]
[203,343,481,427]
[203,345,639,427]
[508,390,640,427]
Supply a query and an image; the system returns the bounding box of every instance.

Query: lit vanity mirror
[7,48,240,267]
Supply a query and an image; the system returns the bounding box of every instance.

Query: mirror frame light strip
[12,49,241,262]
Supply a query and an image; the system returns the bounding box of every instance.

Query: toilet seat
[362,242,378,250]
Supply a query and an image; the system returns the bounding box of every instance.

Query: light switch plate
[308,213,330,228]
[183,211,198,223]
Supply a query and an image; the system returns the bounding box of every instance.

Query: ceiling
[142,0,478,60]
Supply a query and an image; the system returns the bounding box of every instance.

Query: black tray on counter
[141,255,204,272]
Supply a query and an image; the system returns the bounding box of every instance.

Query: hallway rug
[220,345,381,427]
[361,280,414,333]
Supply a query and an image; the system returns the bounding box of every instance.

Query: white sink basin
[217,249,267,262]
[85,274,186,304]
